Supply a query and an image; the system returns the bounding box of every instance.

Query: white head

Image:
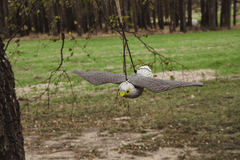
[118,81,134,97]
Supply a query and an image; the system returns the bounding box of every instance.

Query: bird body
[73,66,204,98]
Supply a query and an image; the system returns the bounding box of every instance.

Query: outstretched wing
[128,75,204,93]
[73,71,126,85]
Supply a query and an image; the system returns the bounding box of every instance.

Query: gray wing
[128,75,204,93]
[73,71,126,85]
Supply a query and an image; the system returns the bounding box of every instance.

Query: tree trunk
[75,0,82,35]
[175,0,179,27]
[152,1,156,29]
[0,0,4,37]
[164,0,169,19]
[170,0,176,32]
[72,0,77,32]
[3,0,10,39]
[98,1,102,31]
[50,2,58,36]
[81,0,88,33]
[87,1,93,30]
[208,0,216,30]
[201,0,206,27]
[137,0,143,29]
[112,1,119,29]
[56,1,62,33]
[227,0,231,29]
[90,1,96,34]
[187,0,192,27]
[146,1,152,29]
[179,0,186,32]
[220,0,231,29]
[0,37,25,160]
[102,0,109,33]
[32,6,39,33]
[123,0,129,30]
[16,7,25,36]
[215,0,218,27]
[130,0,138,32]
[141,1,147,30]
[157,0,164,29]
[38,2,44,34]
[64,2,74,32]
[233,0,237,25]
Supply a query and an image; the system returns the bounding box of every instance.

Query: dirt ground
[24,128,200,160]
[22,69,234,160]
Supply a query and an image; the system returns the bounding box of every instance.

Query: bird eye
[127,90,129,93]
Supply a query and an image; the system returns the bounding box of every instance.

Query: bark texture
[0,38,25,160]
[208,0,216,30]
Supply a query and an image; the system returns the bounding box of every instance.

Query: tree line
[0,0,239,39]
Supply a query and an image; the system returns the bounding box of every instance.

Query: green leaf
[24,25,28,30]
[165,64,168,69]
[138,59,143,64]
[170,75,175,81]
[14,38,20,43]
[149,4,154,10]
[37,10,40,14]
[59,1,64,6]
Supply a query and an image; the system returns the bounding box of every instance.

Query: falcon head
[118,81,134,97]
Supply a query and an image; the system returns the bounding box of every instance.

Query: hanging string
[115,0,136,80]
[122,26,128,81]
[122,30,137,74]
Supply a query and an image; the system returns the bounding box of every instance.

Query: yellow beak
[119,92,125,97]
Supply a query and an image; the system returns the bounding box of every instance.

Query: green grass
[4,29,240,90]
[4,29,240,159]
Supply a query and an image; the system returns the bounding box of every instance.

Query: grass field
[4,29,240,159]
[5,29,240,88]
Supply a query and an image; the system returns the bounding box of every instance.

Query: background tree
[179,0,186,32]
[0,0,4,37]
[49,1,58,36]
[220,0,231,29]
[234,0,237,25]
[187,0,192,27]
[208,0,216,30]
[130,0,138,32]
[170,0,176,32]
[157,0,164,29]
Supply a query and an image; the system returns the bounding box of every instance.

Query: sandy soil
[24,127,201,160]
